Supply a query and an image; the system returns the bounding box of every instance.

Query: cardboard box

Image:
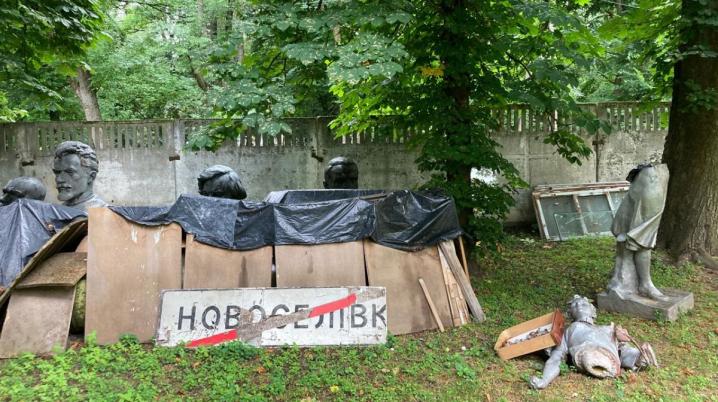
[494,309,565,361]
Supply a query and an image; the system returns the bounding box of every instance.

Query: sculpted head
[567,295,596,323]
[53,141,99,206]
[1,177,47,205]
[197,165,247,200]
[323,156,359,189]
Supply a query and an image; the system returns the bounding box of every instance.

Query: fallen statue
[529,295,658,389]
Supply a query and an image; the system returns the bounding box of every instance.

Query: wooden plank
[438,247,461,327]
[458,236,469,278]
[0,287,75,357]
[453,282,469,325]
[0,219,87,308]
[156,287,386,347]
[418,278,444,332]
[532,192,550,240]
[184,235,271,289]
[16,253,86,289]
[86,208,182,344]
[275,242,366,287]
[364,240,451,335]
[439,241,485,322]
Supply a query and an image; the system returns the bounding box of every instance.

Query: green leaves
[0,0,104,120]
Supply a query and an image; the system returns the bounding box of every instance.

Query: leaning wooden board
[363,240,452,335]
[275,242,367,287]
[0,287,76,358]
[86,208,182,344]
[184,235,272,289]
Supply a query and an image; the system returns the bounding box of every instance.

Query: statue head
[52,141,99,206]
[323,156,359,189]
[567,295,597,323]
[197,165,247,200]
[1,176,47,205]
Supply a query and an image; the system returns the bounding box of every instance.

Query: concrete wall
[0,102,669,224]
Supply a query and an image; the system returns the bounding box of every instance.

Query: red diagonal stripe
[308,293,357,318]
[186,292,358,348]
[187,329,237,347]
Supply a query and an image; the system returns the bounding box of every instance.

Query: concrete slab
[597,288,694,321]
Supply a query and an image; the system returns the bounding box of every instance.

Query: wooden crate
[494,309,565,361]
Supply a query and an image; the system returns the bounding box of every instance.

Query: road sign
[156,286,387,347]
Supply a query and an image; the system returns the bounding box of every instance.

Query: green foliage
[0,0,104,121]
[86,1,212,120]
[594,0,682,101]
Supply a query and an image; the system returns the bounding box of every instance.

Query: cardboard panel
[16,252,87,289]
[86,208,181,344]
[0,287,75,357]
[184,235,272,289]
[363,240,451,335]
[275,242,367,287]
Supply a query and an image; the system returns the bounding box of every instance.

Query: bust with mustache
[53,141,107,211]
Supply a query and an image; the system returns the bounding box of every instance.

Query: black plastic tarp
[264,189,385,204]
[0,199,86,286]
[110,190,462,251]
[372,190,463,250]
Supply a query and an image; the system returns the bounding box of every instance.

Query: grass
[1,235,716,401]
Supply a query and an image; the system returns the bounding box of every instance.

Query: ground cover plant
[0,235,715,401]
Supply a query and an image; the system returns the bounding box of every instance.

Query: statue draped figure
[606,163,670,301]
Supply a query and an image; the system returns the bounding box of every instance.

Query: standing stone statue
[53,141,107,211]
[529,295,657,390]
[323,156,359,189]
[597,163,694,320]
[1,177,47,205]
[197,165,247,200]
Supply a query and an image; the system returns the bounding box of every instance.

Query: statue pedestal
[597,288,694,321]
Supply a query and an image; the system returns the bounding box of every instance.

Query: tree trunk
[657,0,718,265]
[70,66,102,121]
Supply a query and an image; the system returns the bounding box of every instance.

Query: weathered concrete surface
[597,288,694,321]
[0,104,669,224]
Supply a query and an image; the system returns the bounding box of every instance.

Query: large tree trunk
[70,66,102,121]
[657,0,718,267]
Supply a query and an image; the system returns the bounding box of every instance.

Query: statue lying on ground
[53,141,107,211]
[607,163,669,301]
[1,177,46,205]
[197,165,247,200]
[323,156,358,189]
[529,295,658,390]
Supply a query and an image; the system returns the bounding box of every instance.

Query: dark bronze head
[197,165,247,200]
[1,177,47,205]
[323,157,359,189]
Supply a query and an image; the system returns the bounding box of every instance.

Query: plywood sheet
[363,240,451,335]
[0,219,87,308]
[86,208,181,344]
[276,242,366,287]
[0,287,75,358]
[16,252,87,289]
[184,235,272,288]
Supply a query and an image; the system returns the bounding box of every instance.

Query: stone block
[597,288,694,321]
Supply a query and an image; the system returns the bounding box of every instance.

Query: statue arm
[529,340,568,390]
